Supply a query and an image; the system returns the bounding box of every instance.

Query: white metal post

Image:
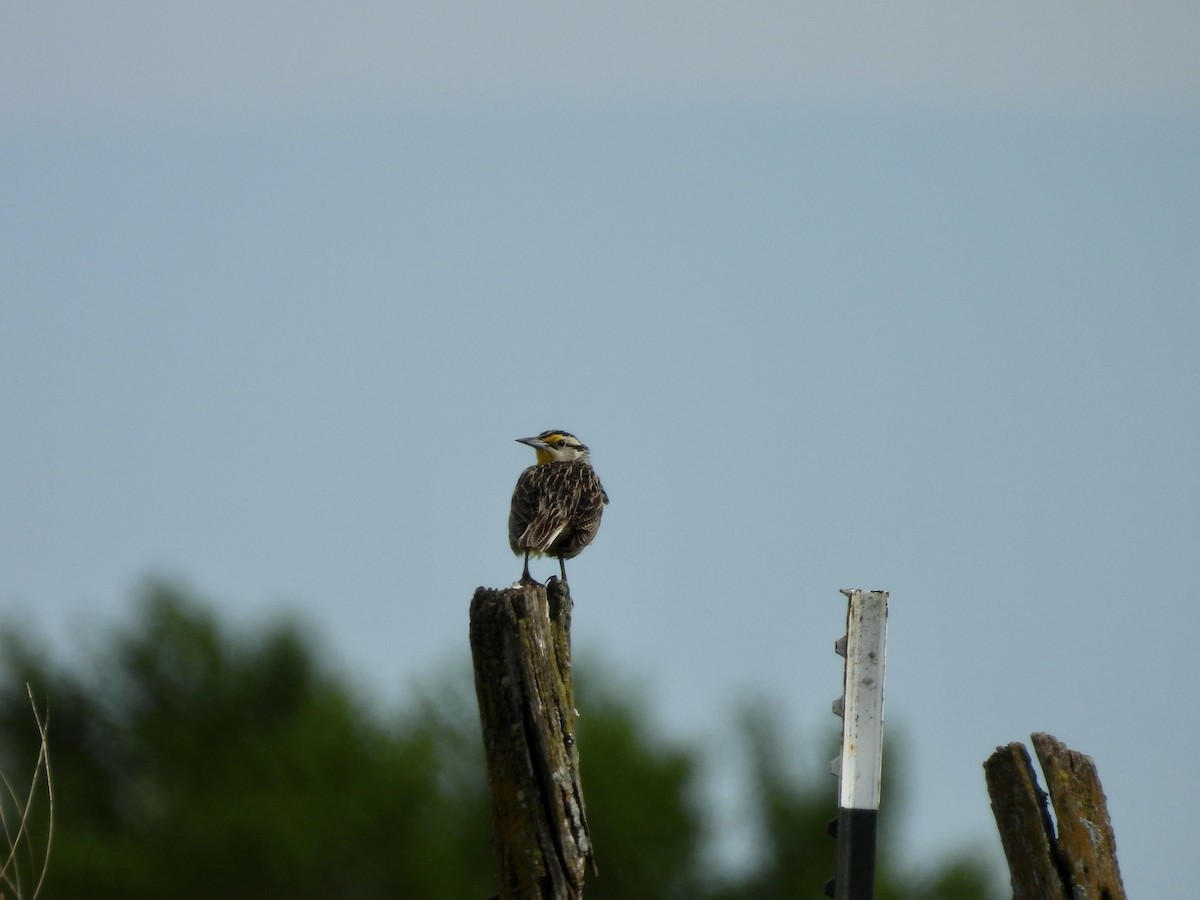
[827,589,889,900]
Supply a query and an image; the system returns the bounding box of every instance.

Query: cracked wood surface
[470,580,592,900]
[985,733,1126,900]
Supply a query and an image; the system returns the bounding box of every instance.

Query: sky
[3,3,1199,896]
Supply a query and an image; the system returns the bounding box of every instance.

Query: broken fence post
[984,732,1127,900]
[469,579,593,900]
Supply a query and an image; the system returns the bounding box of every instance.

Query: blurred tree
[712,703,1003,899]
[0,583,1002,899]
[707,703,838,899]
[0,583,495,899]
[572,676,708,900]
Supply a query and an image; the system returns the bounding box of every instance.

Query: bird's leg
[558,556,568,583]
[521,551,537,585]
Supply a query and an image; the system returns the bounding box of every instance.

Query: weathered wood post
[469,578,593,900]
[984,732,1127,900]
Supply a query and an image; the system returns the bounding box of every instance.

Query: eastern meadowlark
[509,430,608,584]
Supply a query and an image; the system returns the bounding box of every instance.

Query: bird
[509,430,608,585]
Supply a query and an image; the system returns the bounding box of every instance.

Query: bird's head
[516,430,591,465]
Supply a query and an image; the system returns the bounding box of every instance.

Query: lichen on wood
[470,579,593,900]
[1031,732,1126,900]
[984,734,1126,900]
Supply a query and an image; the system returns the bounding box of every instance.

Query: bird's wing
[563,468,607,549]
[509,462,597,553]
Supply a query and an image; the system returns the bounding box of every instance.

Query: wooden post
[469,579,593,900]
[983,741,1066,900]
[984,733,1127,900]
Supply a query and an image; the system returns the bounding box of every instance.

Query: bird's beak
[516,436,549,449]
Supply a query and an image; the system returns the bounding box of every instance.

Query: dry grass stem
[0,686,53,900]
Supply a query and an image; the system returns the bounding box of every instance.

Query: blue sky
[4,4,1199,895]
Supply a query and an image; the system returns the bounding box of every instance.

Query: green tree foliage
[706,704,839,899]
[571,679,708,900]
[0,584,494,899]
[0,583,1002,899]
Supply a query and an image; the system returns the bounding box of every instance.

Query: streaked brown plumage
[509,430,608,584]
